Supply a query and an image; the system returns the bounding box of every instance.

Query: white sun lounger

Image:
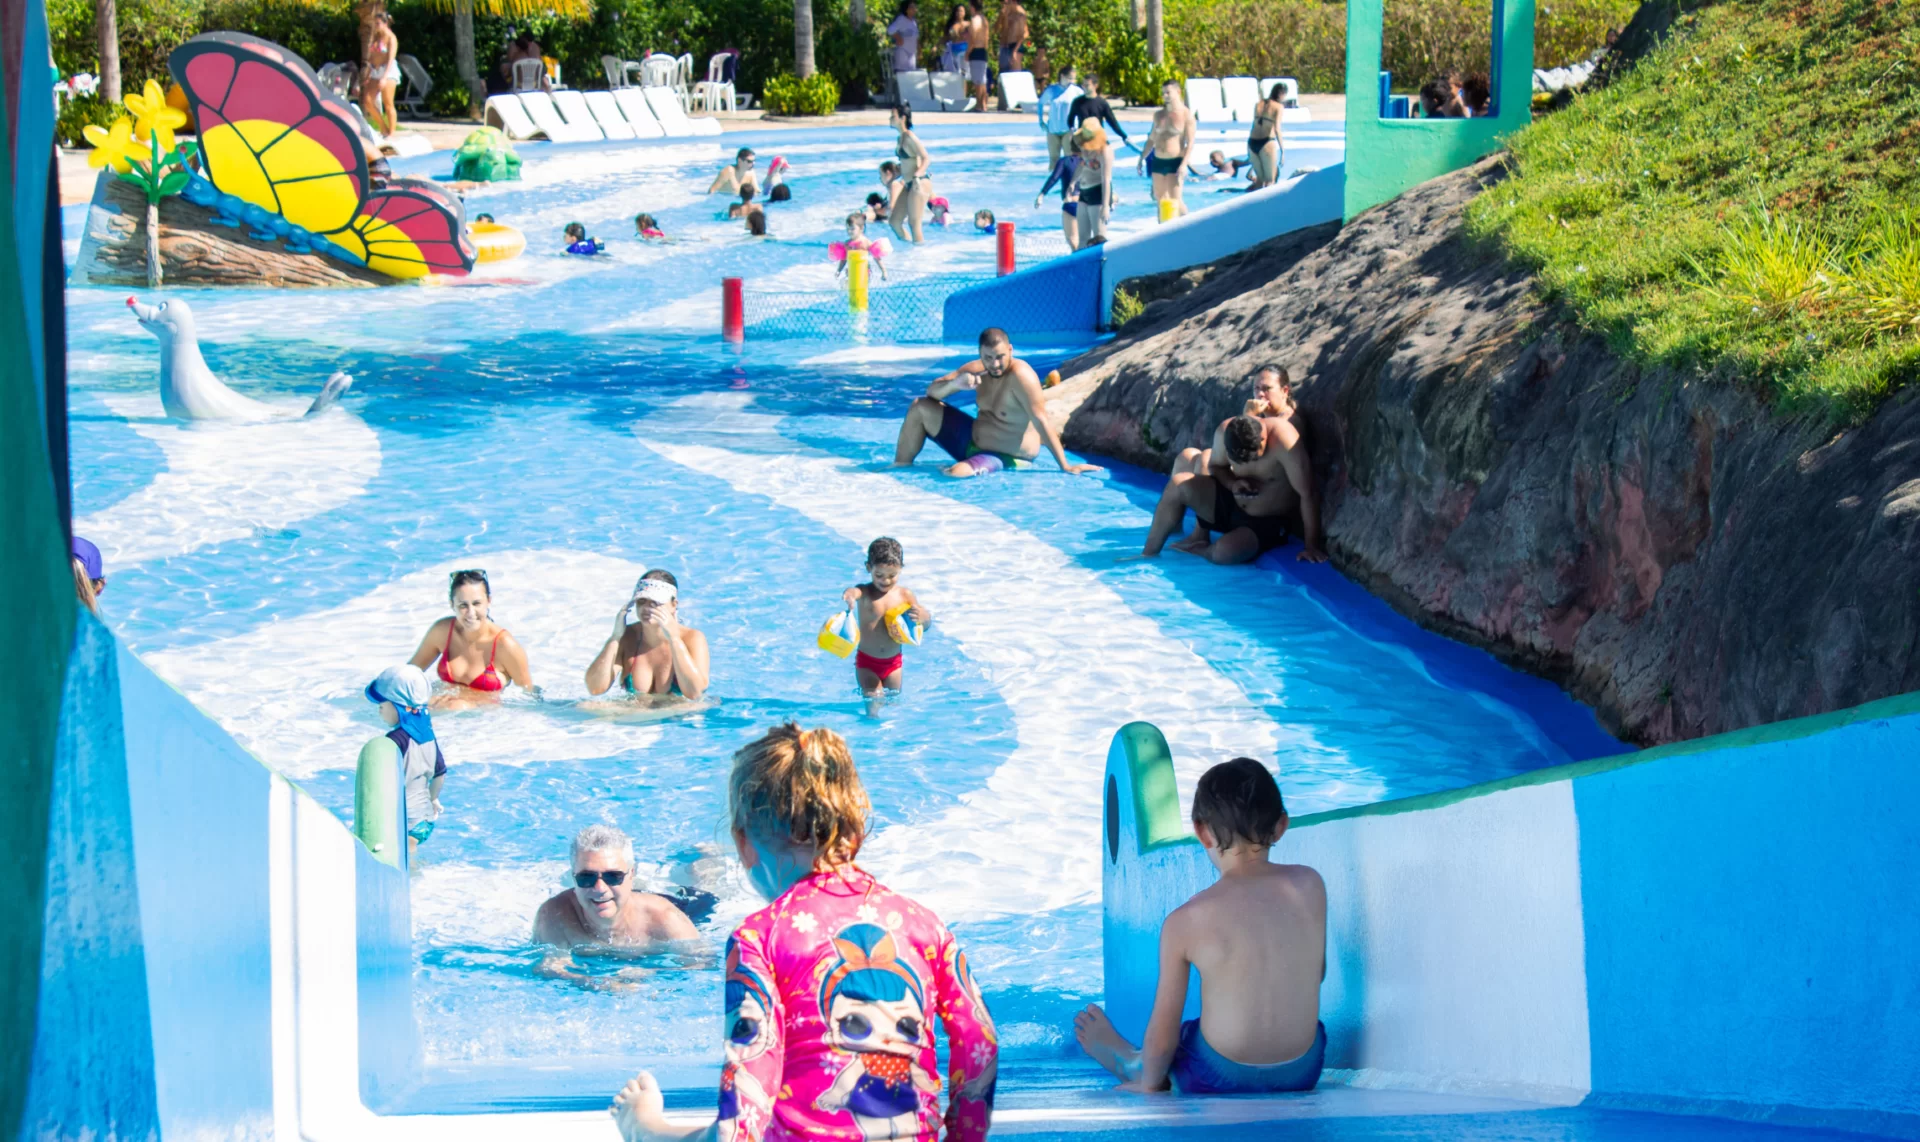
[484,95,541,140]
[644,86,723,136]
[998,69,1038,110]
[1263,77,1312,122]
[930,71,975,112]
[893,69,940,113]
[550,89,609,140]
[1185,77,1233,124]
[1221,75,1260,122]
[518,91,601,142]
[612,87,667,138]
[581,90,636,140]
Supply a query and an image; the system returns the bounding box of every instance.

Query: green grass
[1466,0,1920,421]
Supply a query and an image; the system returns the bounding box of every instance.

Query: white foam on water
[144,550,664,780]
[634,394,1282,920]
[75,393,382,567]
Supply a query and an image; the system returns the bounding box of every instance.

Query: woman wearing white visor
[585,569,711,701]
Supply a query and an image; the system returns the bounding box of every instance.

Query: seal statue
[128,296,354,420]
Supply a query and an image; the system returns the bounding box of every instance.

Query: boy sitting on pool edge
[1072,757,1328,1094]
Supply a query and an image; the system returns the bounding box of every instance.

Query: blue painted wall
[943,246,1103,338]
[357,839,420,1113]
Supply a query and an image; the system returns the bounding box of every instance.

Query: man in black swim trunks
[1143,410,1324,564]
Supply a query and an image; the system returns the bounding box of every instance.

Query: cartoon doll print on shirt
[717,956,778,1141]
[812,923,942,1139]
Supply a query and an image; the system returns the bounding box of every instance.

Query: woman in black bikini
[1247,82,1284,190]
[888,104,933,245]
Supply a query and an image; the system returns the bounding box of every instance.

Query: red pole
[722,277,744,343]
[996,221,1016,277]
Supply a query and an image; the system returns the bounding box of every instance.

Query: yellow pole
[848,248,870,312]
[1158,197,1177,223]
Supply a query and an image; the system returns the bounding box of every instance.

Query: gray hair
[570,824,635,869]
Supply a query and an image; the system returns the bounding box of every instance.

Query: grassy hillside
[1467,0,1920,421]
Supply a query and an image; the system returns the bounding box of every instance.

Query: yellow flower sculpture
[82,117,138,174]
[124,79,189,154]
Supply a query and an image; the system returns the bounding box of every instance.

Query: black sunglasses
[574,869,628,888]
[450,568,489,583]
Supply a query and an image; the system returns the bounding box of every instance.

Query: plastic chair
[692,52,736,112]
[396,55,433,118]
[998,70,1037,110]
[511,57,546,93]
[1220,75,1259,122]
[483,94,541,139]
[519,90,601,141]
[675,53,695,108]
[1185,77,1232,123]
[601,55,627,88]
[550,89,607,138]
[894,69,939,113]
[641,54,678,92]
[612,87,666,138]
[930,71,974,111]
[643,85,723,135]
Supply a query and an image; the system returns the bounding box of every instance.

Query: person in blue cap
[357,664,447,860]
[71,536,107,616]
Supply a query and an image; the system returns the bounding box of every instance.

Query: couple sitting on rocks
[1144,365,1328,564]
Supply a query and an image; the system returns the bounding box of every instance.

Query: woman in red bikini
[408,569,534,706]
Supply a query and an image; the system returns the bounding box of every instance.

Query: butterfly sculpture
[168,32,475,280]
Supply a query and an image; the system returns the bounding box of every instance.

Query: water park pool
[62,118,1619,1102]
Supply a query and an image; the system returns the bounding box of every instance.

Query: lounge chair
[894,69,940,113]
[483,94,542,140]
[520,91,601,142]
[613,87,667,138]
[644,85,723,136]
[511,57,547,94]
[582,90,637,140]
[998,69,1037,110]
[930,71,975,112]
[396,54,432,118]
[1220,75,1259,122]
[692,52,736,112]
[1185,77,1233,124]
[550,89,608,139]
[1262,77,1312,122]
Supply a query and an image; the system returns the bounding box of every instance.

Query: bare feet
[1072,1003,1139,1082]
[611,1072,666,1142]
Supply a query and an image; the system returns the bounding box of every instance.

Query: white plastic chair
[998,70,1037,110]
[511,58,547,93]
[675,53,695,108]
[1221,75,1259,122]
[930,71,974,111]
[640,54,678,92]
[550,89,608,139]
[1185,77,1232,123]
[692,52,736,112]
[643,85,722,135]
[894,69,939,113]
[581,90,636,139]
[519,91,600,141]
[483,94,541,140]
[612,87,666,138]
[601,55,627,88]
[395,55,433,117]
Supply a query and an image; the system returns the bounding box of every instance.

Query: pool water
[63,119,1611,1095]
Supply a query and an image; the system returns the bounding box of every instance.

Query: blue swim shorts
[1169,1020,1325,1095]
[408,819,436,845]
[929,403,1030,474]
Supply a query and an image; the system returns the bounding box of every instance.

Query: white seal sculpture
[128,296,354,420]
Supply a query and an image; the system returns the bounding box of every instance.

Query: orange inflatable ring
[469,220,526,263]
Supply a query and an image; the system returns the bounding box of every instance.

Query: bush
[49,0,205,94]
[1097,25,1181,105]
[55,93,123,148]
[762,71,839,115]
[818,17,887,107]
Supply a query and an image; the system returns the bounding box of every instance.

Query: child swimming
[634,212,665,239]
[833,214,892,282]
[865,192,890,224]
[839,537,927,703]
[610,723,997,1142]
[1072,757,1327,1094]
[927,195,952,226]
[726,183,759,220]
[973,208,996,233]
[563,221,604,255]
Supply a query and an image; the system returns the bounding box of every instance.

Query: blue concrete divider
[943,246,1104,338]
[1101,695,1920,1135]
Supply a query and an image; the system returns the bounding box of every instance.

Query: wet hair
[978,326,1010,349]
[571,823,635,868]
[474,212,495,223]
[72,558,102,617]
[1268,80,1287,100]
[880,160,900,179]
[449,568,491,599]
[1461,73,1491,116]
[641,567,678,589]
[635,212,659,231]
[1252,364,1292,389]
[846,211,867,229]
[1419,79,1452,117]
[974,208,995,231]
[1209,150,1228,168]
[769,183,791,202]
[730,723,870,864]
[866,192,886,207]
[893,103,913,129]
[1224,414,1264,463]
[736,146,756,163]
[747,209,768,236]
[564,221,586,241]
[866,537,904,568]
[739,183,757,203]
[1191,757,1286,851]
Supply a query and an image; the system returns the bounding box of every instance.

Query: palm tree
[408,0,593,114]
[1146,0,1162,63]
[795,0,816,77]
[95,0,121,102]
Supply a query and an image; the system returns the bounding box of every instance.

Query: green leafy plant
[762,71,839,115]
[1109,285,1145,328]
[55,93,121,149]
[817,18,886,107]
[1097,25,1181,106]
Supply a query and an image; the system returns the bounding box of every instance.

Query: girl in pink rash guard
[612,723,998,1142]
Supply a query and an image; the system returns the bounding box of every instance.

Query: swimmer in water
[563,221,605,255]
[768,182,792,202]
[747,208,770,237]
[974,208,996,233]
[726,183,759,220]
[837,213,891,281]
[407,568,534,707]
[927,195,952,226]
[841,537,931,712]
[585,569,710,702]
[534,823,700,993]
[865,192,890,224]
[707,146,758,196]
[634,212,665,239]
[766,155,792,191]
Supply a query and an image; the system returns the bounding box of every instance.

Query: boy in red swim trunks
[841,537,932,710]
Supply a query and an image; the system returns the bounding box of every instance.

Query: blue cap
[72,536,102,581]
[365,664,436,744]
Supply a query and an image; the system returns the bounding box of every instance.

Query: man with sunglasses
[534,825,697,956]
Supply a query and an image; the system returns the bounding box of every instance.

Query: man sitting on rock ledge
[1144,366,1326,564]
[893,327,1105,478]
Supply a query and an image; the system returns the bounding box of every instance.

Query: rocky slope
[1045,159,1920,745]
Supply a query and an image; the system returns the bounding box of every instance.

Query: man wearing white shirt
[887,2,920,79]
[1038,64,1083,167]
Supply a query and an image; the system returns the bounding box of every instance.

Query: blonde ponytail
[730,723,870,865]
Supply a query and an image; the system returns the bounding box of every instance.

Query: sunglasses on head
[574,869,628,888]
[450,568,488,582]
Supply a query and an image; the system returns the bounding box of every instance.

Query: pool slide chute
[1101,704,1920,1133]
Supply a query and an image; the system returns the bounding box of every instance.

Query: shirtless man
[1144,407,1324,564]
[893,327,1104,478]
[995,0,1029,85]
[964,1,991,113]
[1139,79,1195,217]
[1073,758,1327,1094]
[534,824,697,988]
[1163,366,1326,562]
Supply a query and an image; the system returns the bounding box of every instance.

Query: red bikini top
[438,622,505,691]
